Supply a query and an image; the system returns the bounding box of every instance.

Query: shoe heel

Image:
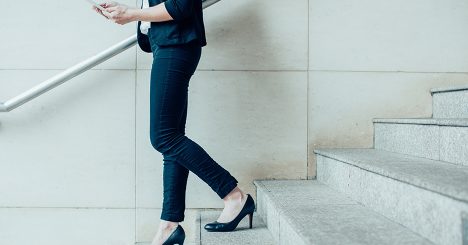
[179,234,185,245]
[248,212,253,229]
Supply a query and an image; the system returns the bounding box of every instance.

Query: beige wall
[1,0,468,244]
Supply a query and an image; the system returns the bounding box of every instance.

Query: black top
[148,0,207,47]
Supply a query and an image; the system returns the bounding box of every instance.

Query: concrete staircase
[255,85,468,245]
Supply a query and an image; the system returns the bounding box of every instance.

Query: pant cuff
[160,212,185,222]
[217,176,239,199]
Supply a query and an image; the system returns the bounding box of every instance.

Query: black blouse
[148,0,207,47]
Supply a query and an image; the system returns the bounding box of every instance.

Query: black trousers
[148,39,239,222]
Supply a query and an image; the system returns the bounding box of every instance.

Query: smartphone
[85,0,107,12]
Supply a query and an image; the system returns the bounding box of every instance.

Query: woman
[92,1,255,244]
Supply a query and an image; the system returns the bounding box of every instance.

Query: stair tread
[200,210,275,245]
[255,180,433,245]
[314,148,468,203]
[373,117,468,126]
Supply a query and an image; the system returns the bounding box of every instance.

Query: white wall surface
[1,0,468,244]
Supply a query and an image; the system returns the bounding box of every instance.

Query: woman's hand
[92,1,173,24]
[101,1,140,25]
[92,1,118,19]
[92,5,108,19]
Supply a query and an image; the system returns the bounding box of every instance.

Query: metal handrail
[0,0,220,112]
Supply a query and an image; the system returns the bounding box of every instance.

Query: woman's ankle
[159,220,179,229]
[223,186,244,202]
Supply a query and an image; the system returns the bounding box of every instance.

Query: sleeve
[164,0,194,22]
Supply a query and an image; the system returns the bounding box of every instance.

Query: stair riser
[374,123,468,166]
[316,154,468,245]
[256,188,279,243]
[256,184,307,245]
[433,90,468,118]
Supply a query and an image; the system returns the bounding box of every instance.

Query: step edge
[431,85,468,94]
[372,118,468,127]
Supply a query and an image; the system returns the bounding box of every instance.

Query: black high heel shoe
[162,225,185,245]
[204,193,256,232]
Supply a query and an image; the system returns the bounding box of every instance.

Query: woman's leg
[149,44,239,222]
[160,94,189,222]
[151,84,190,245]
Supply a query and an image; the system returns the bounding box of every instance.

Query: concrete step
[254,179,432,245]
[200,210,276,245]
[431,85,468,118]
[314,148,468,245]
[373,118,468,166]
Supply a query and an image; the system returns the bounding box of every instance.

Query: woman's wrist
[129,8,142,22]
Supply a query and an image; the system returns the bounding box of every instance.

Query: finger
[102,11,112,19]
[99,10,109,19]
[108,11,119,19]
[106,6,119,13]
[104,1,118,8]
[93,8,103,16]
[92,7,105,16]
